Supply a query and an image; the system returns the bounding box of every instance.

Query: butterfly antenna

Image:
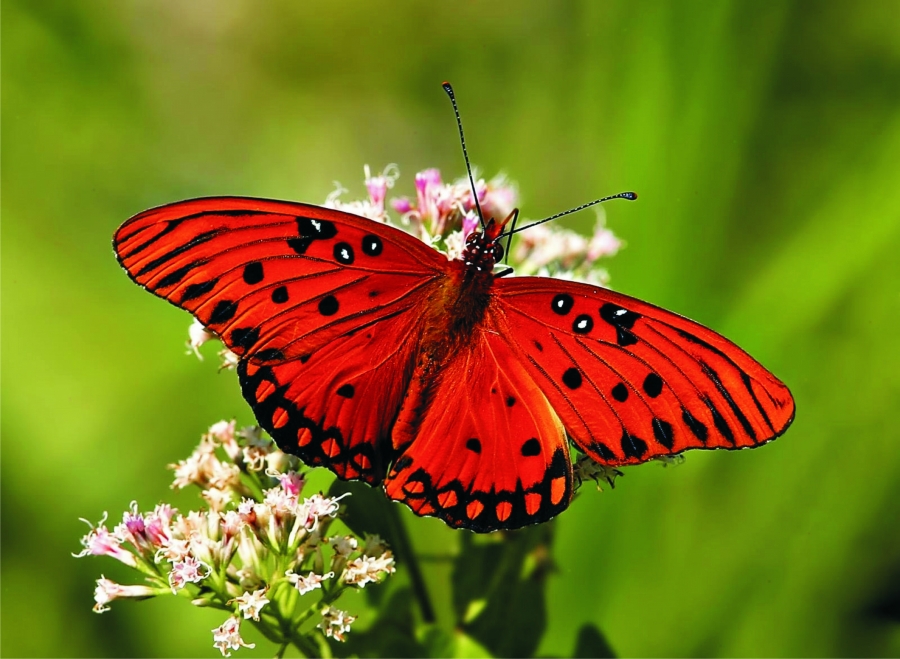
[505,191,637,236]
[503,208,520,264]
[442,82,486,230]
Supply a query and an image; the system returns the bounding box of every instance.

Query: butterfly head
[460,209,516,272]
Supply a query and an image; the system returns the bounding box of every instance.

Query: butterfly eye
[492,242,504,261]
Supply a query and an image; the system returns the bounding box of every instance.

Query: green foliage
[3,1,900,657]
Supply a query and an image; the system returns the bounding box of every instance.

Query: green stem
[383,501,435,622]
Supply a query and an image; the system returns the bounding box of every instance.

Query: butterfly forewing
[114,197,446,362]
[494,277,795,465]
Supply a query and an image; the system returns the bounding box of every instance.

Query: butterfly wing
[114,197,446,362]
[494,277,795,465]
[115,197,448,482]
[384,323,572,532]
[237,305,424,483]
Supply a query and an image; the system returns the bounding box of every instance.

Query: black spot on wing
[255,348,284,361]
[600,303,640,346]
[552,293,574,315]
[209,300,238,324]
[181,278,218,302]
[466,438,482,454]
[700,361,757,441]
[231,327,259,350]
[297,216,337,239]
[287,237,313,254]
[362,235,383,256]
[652,418,674,449]
[157,260,206,289]
[120,219,186,259]
[643,373,663,397]
[336,383,355,399]
[318,295,339,316]
[620,430,648,460]
[243,262,264,284]
[271,286,289,304]
[136,229,222,277]
[572,314,594,334]
[589,441,617,461]
[333,242,355,265]
[521,438,541,456]
[611,383,628,402]
[562,367,582,389]
[682,407,709,443]
[703,396,735,445]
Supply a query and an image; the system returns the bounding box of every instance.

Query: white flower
[297,493,347,531]
[212,616,255,657]
[203,487,234,512]
[318,606,356,642]
[286,569,334,595]
[207,420,236,444]
[187,319,213,359]
[329,535,358,558]
[342,552,395,588]
[218,349,240,370]
[233,588,269,621]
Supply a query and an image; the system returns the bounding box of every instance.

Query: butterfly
[114,87,794,533]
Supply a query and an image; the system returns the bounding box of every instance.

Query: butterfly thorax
[416,257,496,366]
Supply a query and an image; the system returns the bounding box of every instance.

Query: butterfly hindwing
[384,324,572,532]
[237,303,426,484]
[114,197,446,362]
[494,277,795,465]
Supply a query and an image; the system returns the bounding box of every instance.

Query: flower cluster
[77,422,395,656]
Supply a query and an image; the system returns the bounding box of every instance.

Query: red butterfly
[114,85,793,532]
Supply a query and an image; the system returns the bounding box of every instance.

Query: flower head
[318,606,357,642]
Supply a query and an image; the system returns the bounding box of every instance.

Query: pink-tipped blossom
[461,210,480,239]
[364,164,398,215]
[587,224,622,261]
[75,516,139,568]
[278,471,305,498]
[169,555,210,592]
[93,577,156,613]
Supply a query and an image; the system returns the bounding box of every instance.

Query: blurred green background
[3,1,899,656]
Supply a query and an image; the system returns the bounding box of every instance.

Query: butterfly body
[115,196,794,532]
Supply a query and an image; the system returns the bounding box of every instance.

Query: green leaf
[452,525,554,657]
[572,624,616,658]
